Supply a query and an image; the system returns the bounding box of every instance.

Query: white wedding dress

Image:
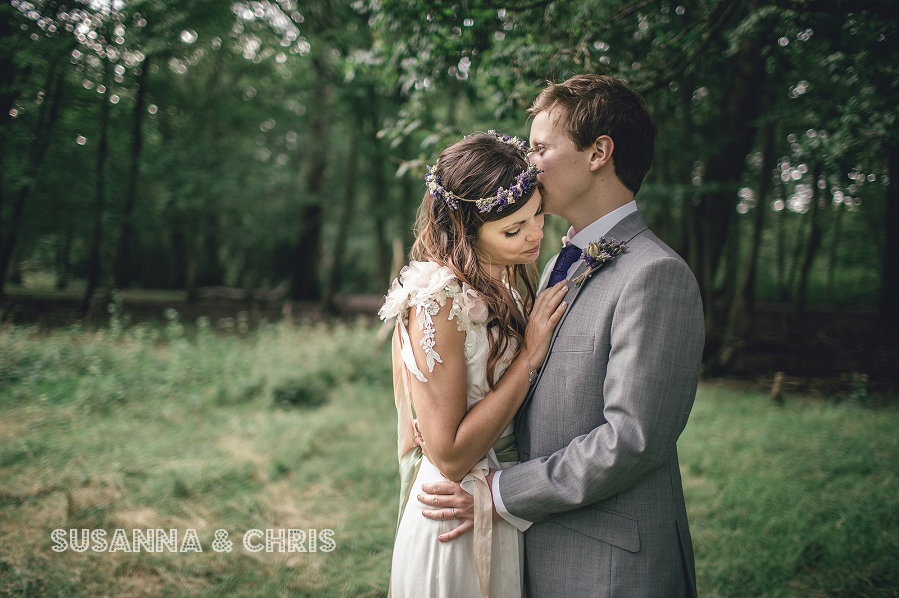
[379,261,524,598]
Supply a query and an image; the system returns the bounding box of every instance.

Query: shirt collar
[567,200,638,249]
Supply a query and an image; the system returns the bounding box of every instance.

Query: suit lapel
[522,210,650,405]
[524,261,591,395]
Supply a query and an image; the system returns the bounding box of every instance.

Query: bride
[379,131,568,597]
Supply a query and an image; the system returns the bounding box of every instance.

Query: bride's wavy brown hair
[411,132,539,388]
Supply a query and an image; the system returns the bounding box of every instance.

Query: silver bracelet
[523,356,538,385]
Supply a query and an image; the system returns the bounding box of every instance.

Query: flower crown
[425,130,542,214]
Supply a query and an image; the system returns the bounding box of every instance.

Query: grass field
[1,318,897,597]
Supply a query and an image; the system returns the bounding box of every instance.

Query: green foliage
[1,0,896,345]
[367,0,897,321]
[0,312,391,415]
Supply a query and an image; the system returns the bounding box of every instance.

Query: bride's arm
[406,283,567,482]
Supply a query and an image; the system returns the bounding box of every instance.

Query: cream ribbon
[459,462,493,598]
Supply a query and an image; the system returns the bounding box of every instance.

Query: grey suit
[499,210,704,597]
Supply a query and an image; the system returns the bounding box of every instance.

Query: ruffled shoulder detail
[379,261,489,374]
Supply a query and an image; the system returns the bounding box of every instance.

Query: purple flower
[573,237,628,285]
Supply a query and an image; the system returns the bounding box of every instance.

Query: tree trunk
[322,128,360,312]
[775,181,788,300]
[109,55,149,292]
[56,223,74,290]
[0,184,32,290]
[679,81,699,274]
[81,59,113,315]
[676,79,706,351]
[291,205,325,301]
[786,207,811,300]
[701,219,715,338]
[201,214,223,287]
[163,226,182,289]
[720,214,740,303]
[718,122,775,367]
[182,210,206,303]
[185,228,200,303]
[0,50,67,296]
[882,142,899,337]
[289,61,331,301]
[242,249,262,307]
[6,242,23,285]
[796,162,829,331]
[368,86,391,290]
[826,202,843,293]
[372,198,390,290]
[694,15,766,352]
[649,136,675,247]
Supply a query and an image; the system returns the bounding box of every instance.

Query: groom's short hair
[529,74,656,194]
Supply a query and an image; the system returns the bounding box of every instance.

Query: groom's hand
[419,481,475,542]
[419,470,499,542]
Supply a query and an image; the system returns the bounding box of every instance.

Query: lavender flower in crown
[572,237,628,286]
[424,131,541,214]
[473,164,541,213]
[486,130,531,158]
[425,166,460,209]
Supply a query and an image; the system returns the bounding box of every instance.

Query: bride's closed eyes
[504,203,544,238]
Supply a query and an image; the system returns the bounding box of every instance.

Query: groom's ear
[588,135,614,172]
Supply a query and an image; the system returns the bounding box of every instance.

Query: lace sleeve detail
[415,297,446,372]
[379,261,490,374]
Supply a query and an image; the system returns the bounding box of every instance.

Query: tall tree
[0,1,73,295]
[82,29,113,314]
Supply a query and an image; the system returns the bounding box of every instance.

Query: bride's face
[474,191,545,276]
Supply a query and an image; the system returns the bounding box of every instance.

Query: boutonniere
[571,237,628,286]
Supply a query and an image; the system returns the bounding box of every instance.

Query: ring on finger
[451,507,456,519]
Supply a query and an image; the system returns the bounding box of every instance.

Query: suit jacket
[499,210,704,598]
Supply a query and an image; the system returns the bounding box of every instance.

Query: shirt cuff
[492,469,533,532]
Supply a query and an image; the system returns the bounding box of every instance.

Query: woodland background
[2,0,898,392]
[2,2,898,596]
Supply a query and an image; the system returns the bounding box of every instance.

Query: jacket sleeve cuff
[492,469,532,531]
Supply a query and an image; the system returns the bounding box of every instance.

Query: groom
[419,74,705,597]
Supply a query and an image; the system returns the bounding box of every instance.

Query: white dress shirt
[491,200,639,531]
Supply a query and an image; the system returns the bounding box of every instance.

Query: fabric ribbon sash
[460,463,493,598]
[462,434,518,597]
[490,433,518,463]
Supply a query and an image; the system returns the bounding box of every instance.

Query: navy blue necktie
[547,244,582,287]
